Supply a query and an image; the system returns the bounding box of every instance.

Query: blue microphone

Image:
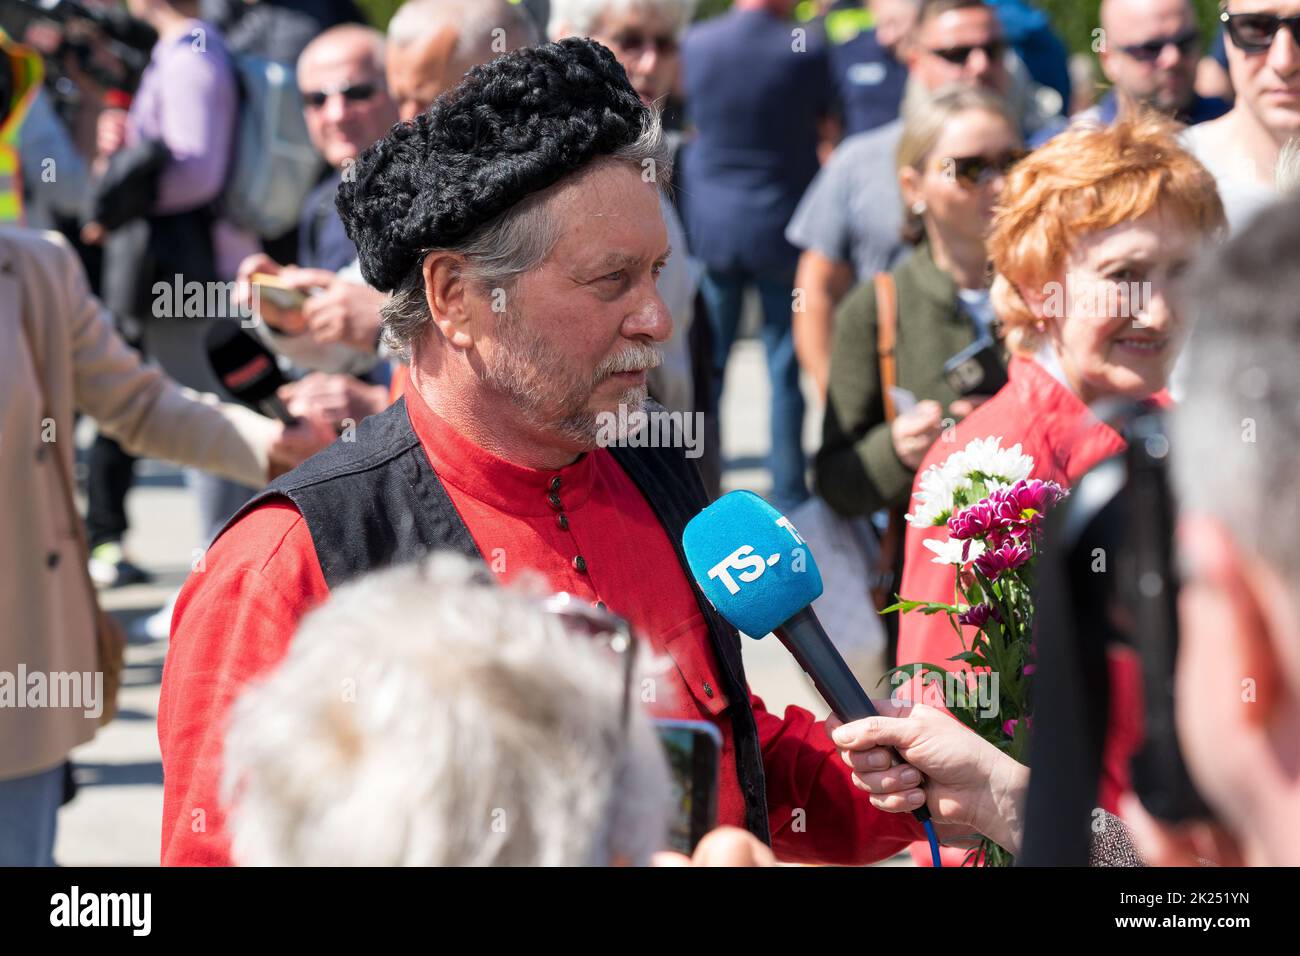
[683,491,938,842]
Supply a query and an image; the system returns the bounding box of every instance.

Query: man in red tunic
[158,38,924,866]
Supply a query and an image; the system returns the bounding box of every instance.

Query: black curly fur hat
[335,37,650,293]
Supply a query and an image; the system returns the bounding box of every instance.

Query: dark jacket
[815,241,1006,517]
[217,397,773,843]
[91,139,219,321]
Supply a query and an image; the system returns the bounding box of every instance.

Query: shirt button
[547,492,563,511]
[34,445,47,462]
[572,555,588,574]
[703,681,715,698]
[46,551,60,569]
[548,476,562,493]
[555,513,569,531]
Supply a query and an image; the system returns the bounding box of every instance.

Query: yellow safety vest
[0,32,46,225]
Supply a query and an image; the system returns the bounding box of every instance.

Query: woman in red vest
[893,113,1227,863]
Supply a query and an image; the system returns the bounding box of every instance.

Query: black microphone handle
[258,395,300,426]
[773,607,932,824]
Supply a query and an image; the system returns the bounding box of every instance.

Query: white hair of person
[1172,195,1300,607]
[222,552,673,866]
[1278,137,1300,195]
[388,0,540,63]
[548,0,697,42]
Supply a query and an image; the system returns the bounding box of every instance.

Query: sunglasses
[1221,9,1300,52]
[607,31,679,56]
[924,39,1008,66]
[936,148,1028,187]
[541,592,639,734]
[1118,29,1201,63]
[301,81,380,109]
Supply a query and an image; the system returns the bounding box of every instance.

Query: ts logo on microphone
[706,516,805,596]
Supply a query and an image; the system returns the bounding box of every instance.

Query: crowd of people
[0,0,1298,868]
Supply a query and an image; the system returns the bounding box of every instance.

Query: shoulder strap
[874,271,899,422]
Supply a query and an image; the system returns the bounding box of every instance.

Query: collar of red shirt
[1006,354,1133,483]
[403,379,598,516]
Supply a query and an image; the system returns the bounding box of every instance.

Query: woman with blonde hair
[816,83,1024,522]
[894,114,1226,852]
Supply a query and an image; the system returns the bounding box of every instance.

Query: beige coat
[0,227,278,780]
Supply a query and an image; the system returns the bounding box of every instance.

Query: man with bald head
[386,0,541,121]
[295,25,400,271]
[1080,0,1229,126]
[234,24,398,380]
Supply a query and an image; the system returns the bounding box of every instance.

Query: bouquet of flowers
[882,437,1067,867]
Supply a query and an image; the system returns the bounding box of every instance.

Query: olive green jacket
[814,242,1002,517]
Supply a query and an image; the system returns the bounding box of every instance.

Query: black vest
[217,398,771,843]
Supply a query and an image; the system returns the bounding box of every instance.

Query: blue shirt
[1092,90,1231,128]
[679,8,835,274]
[830,29,907,136]
[297,170,356,273]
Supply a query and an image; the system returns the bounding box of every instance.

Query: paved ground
[55,337,903,866]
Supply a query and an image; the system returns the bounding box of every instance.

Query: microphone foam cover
[682,491,822,638]
[205,321,286,404]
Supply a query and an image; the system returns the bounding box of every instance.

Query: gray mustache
[596,344,663,381]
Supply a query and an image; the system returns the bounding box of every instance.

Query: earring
[1034,320,1046,333]
[911,200,927,216]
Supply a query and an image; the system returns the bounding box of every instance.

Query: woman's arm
[55,232,301,486]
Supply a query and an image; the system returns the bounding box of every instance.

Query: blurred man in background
[235,24,395,383]
[828,0,919,136]
[1077,0,1229,127]
[386,0,540,121]
[1183,0,1300,229]
[680,0,837,512]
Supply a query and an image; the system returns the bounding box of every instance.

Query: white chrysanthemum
[905,436,1036,527]
[921,536,987,566]
[905,457,971,527]
[957,436,1033,484]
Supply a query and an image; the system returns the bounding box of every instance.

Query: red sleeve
[751,693,923,865]
[157,501,329,866]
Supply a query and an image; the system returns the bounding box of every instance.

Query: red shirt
[159,384,922,865]
[896,356,1145,863]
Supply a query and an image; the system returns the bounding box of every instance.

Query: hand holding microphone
[205,322,335,478]
[681,491,934,828]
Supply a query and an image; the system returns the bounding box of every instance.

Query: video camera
[1,0,156,93]
[1018,405,1213,866]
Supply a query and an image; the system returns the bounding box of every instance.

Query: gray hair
[1172,194,1300,606]
[389,0,541,71]
[222,552,673,866]
[548,0,697,41]
[380,110,674,358]
[1278,137,1300,195]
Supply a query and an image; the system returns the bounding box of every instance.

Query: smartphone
[943,339,1008,397]
[250,272,309,311]
[654,719,722,854]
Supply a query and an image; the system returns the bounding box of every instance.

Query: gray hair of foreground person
[221,553,673,866]
[1173,191,1300,605]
